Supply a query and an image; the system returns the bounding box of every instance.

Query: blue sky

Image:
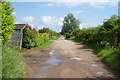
[11,0,118,32]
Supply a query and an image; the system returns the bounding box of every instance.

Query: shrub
[22,27,50,49]
[2,44,25,78]
[22,27,36,49]
[43,33,49,42]
[98,47,120,72]
[50,36,57,40]
[70,15,120,73]
[1,1,15,43]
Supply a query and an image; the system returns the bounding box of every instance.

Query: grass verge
[2,44,25,78]
[70,38,120,76]
[20,41,53,52]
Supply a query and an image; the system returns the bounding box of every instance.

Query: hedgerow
[1,0,25,78]
[22,27,52,49]
[70,15,120,74]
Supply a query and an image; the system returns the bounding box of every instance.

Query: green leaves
[1,1,15,43]
[2,44,25,78]
[61,13,80,36]
[22,27,50,49]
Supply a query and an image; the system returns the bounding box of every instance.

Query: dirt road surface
[22,36,116,78]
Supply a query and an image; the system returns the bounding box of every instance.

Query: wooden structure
[10,24,30,49]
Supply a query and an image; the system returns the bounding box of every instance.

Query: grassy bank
[75,41,120,75]
[20,40,53,52]
[2,44,25,78]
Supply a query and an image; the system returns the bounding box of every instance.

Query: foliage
[98,47,120,72]
[61,13,80,37]
[22,27,50,49]
[2,44,25,78]
[72,15,120,48]
[20,41,53,52]
[70,15,120,73]
[33,41,53,50]
[42,33,49,42]
[1,0,15,43]
[1,0,25,78]
[22,27,35,49]
[39,28,60,40]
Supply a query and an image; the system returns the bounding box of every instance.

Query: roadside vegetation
[22,27,59,49]
[1,0,25,78]
[20,41,53,52]
[1,0,60,78]
[61,14,120,75]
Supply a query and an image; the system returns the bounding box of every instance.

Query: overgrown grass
[20,41,53,52]
[97,47,120,74]
[70,38,120,75]
[2,44,25,78]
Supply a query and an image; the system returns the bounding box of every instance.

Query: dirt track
[22,36,116,78]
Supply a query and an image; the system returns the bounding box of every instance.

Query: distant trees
[61,13,80,38]
[1,0,15,43]
[39,28,60,40]
[22,27,50,49]
[69,15,120,72]
[22,27,60,49]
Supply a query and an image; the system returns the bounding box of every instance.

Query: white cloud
[9,0,119,2]
[80,23,101,29]
[41,3,55,7]
[16,16,35,28]
[71,10,83,14]
[38,16,63,32]
[12,12,16,15]
[22,16,34,24]
[40,0,119,8]
[8,0,119,8]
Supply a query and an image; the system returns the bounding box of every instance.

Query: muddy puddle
[32,49,64,78]
[41,49,62,68]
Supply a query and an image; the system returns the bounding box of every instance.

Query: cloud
[14,16,63,31]
[14,16,35,28]
[71,10,83,14]
[9,0,119,2]
[40,0,119,8]
[12,12,16,15]
[8,0,119,8]
[41,3,55,7]
[22,16,34,24]
[38,16,63,32]
[80,23,102,29]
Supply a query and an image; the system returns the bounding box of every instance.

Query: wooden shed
[10,24,30,49]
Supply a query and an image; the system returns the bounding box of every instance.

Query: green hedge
[2,44,25,78]
[98,47,120,72]
[70,15,120,73]
[22,27,50,49]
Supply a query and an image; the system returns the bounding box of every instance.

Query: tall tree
[61,13,80,35]
[1,0,15,43]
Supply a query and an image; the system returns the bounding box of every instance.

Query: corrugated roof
[14,24,26,30]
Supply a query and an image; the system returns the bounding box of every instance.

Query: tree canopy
[61,13,80,36]
[1,0,15,43]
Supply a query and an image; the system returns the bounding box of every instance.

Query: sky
[10,0,119,32]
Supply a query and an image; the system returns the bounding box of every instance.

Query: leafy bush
[70,15,120,73]
[2,44,25,78]
[22,27,50,49]
[38,28,60,40]
[50,36,57,40]
[1,1,15,43]
[43,33,49,42]
[22,27,35,49]
[98,47,120,72]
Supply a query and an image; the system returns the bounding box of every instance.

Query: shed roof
[14,24,26,30]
